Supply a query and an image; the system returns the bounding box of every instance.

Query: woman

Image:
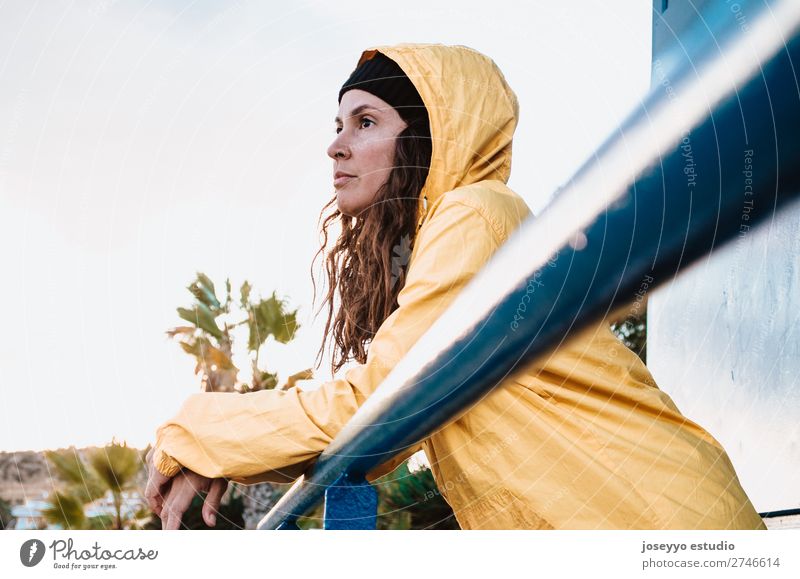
[146,44,764,530]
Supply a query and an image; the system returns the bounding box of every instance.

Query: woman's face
[328,89,408,217]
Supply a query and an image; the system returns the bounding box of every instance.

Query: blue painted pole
[323,474,378,530]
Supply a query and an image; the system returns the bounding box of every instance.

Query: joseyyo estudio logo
[20,539,46,567]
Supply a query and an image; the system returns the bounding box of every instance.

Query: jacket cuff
[153,446,182,477]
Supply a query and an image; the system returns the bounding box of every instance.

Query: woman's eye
[335,118,373,134]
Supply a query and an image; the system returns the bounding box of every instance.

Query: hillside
[0,447,146,506]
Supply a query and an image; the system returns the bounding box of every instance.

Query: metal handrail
[259,0,800,529]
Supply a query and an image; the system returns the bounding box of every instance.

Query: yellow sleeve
[153,199,504,483]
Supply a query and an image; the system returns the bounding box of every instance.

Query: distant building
[0,451,52,506]
[10,496,50,530]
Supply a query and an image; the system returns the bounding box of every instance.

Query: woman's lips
[334,175,356,188]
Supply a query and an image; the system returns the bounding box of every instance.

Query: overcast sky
[0,0,650,451]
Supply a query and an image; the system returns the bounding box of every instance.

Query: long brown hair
[312,117,432,375]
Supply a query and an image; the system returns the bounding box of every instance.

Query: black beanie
[338,52,428,127]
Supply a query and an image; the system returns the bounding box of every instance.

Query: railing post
[323,473,377,530]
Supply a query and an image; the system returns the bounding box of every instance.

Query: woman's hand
[159,470,228,530]
[144,448,173,519]
[144,448,228,529]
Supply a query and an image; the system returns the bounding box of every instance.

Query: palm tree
[86,443,142,529]
[43,441,144,530]
[41,491,88,530]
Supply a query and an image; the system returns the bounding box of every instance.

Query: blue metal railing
[259,0,800,530]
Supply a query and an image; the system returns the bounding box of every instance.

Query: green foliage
[86,514,115,530]
[177,305,223,339]
[42,491,87,530]
[247,292,299,350]
[167,272,303,393]
[610,307,647,362]
[44,448,106,503]
[294,503,325,530]
[43,442,146,530]
[189,272,222,310]
[0,496,15,530]
[87,444,141,495]
[374,462,459,530]
[178,337,235,373]
[239,281,252,310]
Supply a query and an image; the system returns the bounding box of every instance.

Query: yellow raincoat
[153,44,764,530]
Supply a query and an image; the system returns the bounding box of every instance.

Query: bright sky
[0,0,651,451]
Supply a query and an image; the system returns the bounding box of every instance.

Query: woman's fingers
[160,470,225,530]
[144,450,172,516]
[162,475,198,530]
[202,478,228,527]
[144,473,170,515]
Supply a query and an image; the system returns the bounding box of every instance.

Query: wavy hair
[312,117,432,375]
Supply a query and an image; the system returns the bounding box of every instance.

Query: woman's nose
[327,134,351,160]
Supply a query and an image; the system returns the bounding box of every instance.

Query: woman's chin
[335,184,380,218]
[335,191,363,217]
[335,194,352,216]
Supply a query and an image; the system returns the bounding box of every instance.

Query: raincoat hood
[351,44,519,225]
